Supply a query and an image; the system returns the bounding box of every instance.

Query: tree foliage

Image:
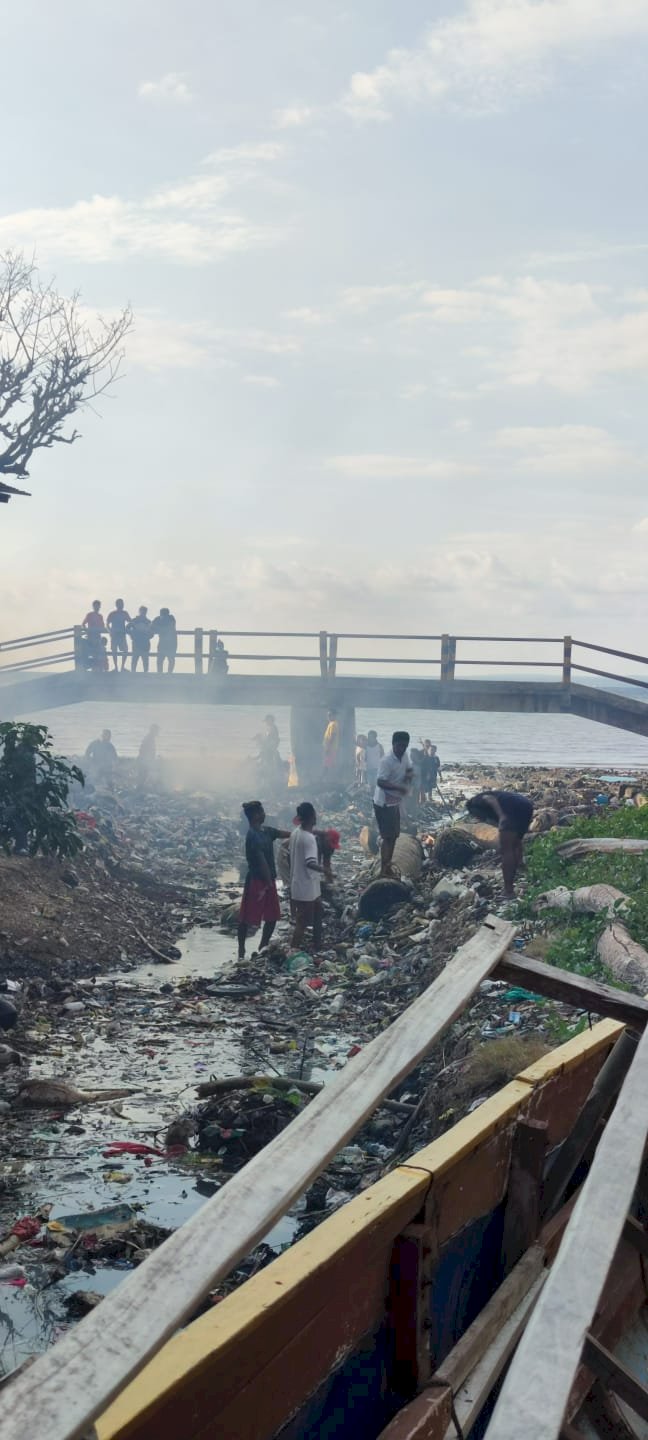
[0,252,132,479]
[0,722,85,858]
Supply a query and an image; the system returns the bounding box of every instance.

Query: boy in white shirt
[373,730,414,876]
[289,801,324,951]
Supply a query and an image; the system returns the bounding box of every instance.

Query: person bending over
[373,731,414,877]
[466,789,534,898]
[237,801,290,959]
[290,801,324,952]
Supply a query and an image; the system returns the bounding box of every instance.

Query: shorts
[238,877,281,927]
[111,634,128,655]
[499,799,534,838]
[374,803,401,842]
[292,897,322,924]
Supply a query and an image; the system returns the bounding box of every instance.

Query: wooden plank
[566,1240,645,1421]
[583,1336,648,1426]
[376,1385,453,1440]
[483,1021,648,1440]
[495,954,648,1031]
[541,1031,638,1220]
[622,1215,648,1259]
[388,1223,436,1395]
[582,1380,642,1439]
[444,1273,547,1438]
[501,1120,547,1273]
[436,1244,545,1394]
[0,915,515,1440]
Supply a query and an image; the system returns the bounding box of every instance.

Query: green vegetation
[0,722,84,859]
[518,802,648,981]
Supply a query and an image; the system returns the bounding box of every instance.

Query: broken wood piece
[444,1272,547,1439]
[582,1335,648,1426]
[375,1384,453,1440]
[582,1380,642,1439]
[17,1079,137,1109]
[558,839,648,860]
[495,953,648,1030]
[132,927,177,964]
[483,1017,648,1440]
[501,1119,547,1274]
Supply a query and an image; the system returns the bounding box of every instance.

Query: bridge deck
[1,670,647,739]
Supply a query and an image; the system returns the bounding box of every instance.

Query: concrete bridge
[0,628,647,744]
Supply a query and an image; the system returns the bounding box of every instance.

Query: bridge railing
[1,627,648,694]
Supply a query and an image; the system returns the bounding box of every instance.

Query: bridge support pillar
[290,704,356,788]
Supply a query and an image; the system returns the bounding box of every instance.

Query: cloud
[138,72,193,104]
[327,453,477,479]
[243,373,280,387]
[0,147,285,264]
[273,106,313,129]
[403,275,648,391]
[284,307,330,325]
[633,517,648,532]
[496,425,641,473]
[343,0,648,119]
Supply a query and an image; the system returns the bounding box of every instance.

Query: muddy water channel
[0,919,323,1375]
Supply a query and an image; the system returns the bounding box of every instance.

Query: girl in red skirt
[237,801,290,959]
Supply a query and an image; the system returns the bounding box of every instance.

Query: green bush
[0,722,84,859]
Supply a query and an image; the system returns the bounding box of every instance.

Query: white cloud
[138,72,193,104]
[243,373,280,387]
[403,275,648,392]
[327,453,477,478]
[273,106,313,129]
[343,0,648,119]
[496,425,641,473]
[633,517,648,532]
[400,382,428,400]
[0,148,285,264]
[284,307,330,325]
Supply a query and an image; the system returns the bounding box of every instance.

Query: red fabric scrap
[102,1143,164,1158]
[11,1217,42,1242]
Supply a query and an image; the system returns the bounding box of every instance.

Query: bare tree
[0,251,132,485]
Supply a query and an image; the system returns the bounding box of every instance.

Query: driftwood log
[535,883,648,989]
[195,1073,415,1115]
[558,838,648,860]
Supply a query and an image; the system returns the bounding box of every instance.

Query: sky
[1,0,648,656]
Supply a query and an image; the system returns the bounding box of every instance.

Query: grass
[518,802,648,982]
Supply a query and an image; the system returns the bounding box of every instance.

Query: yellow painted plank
[97,1165,428,1440]
[402,1080,532,1177]
[515,1018,621,1085]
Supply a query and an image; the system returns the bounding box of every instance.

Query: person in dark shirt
[85,729,118,787]
[106,599,131,672]
[466,789,534,898]
[237,800,290,959]
[421,741,441,799]
[151,608,178,674]
[127,606,153,673]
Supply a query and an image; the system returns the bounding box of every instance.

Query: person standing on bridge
[466,789,534,899]
[106,599,131,672]
[373,731,414,877]
[237,801,290,960]
[127,606,153,673]
[151,608,177,674]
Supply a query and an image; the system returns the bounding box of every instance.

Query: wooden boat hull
[96,1017,626,1440]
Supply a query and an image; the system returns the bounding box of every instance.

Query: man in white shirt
[373,730,414,876]
[289,801,324,951]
